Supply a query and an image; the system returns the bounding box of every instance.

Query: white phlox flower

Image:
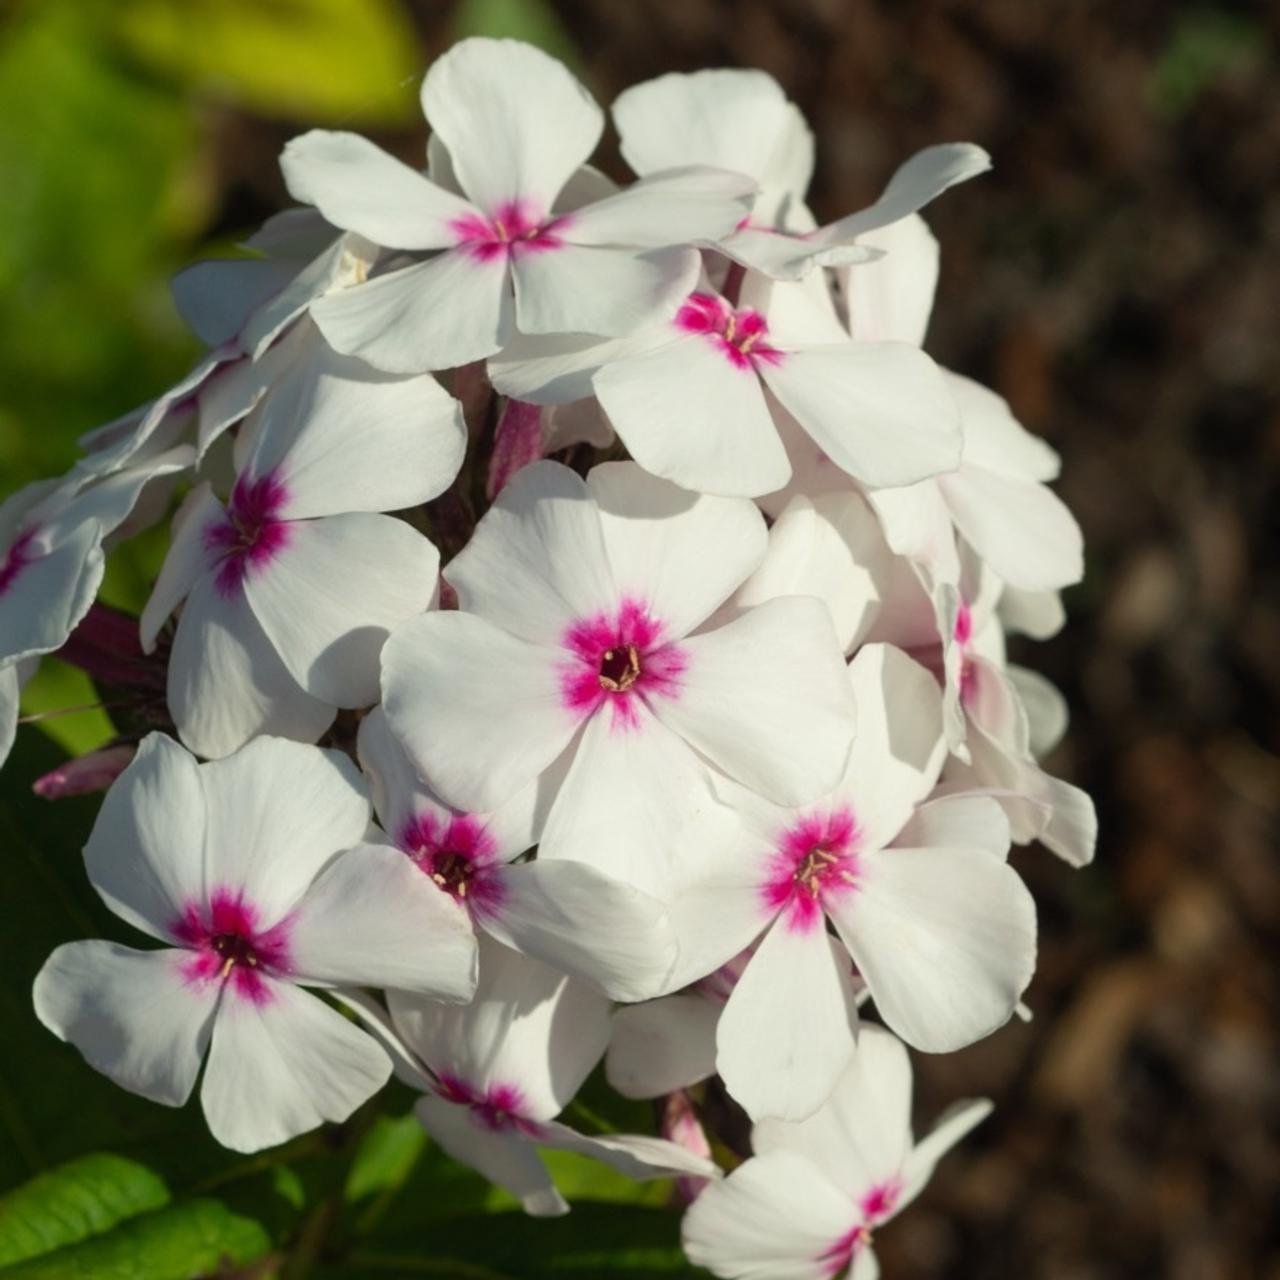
[682,1023,991,1280]
[380,459,858,897]
[343,937,722,1217]
[33,733,476,1153]
[280,38,757,373]
[140,334,464,759]
[357,707,681,1001]
[655,643,1036,1121]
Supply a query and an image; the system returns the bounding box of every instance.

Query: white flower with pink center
[490,271,960,498]
[380,460,857,896]
[358,707,681,1001]
[683,1024,991,1280]
[33,734,475,1153]
[660,643,1036,1120]
[141,338,465,759]
[344,938,721,1217]
[278,38,756,374]
[612,66,991,281]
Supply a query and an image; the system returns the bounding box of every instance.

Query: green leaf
[0,1198,271,1279]
[0,1154,169,1267]
[451,0,579,65]
[114,0,423,126]
[338,1205,700,1279]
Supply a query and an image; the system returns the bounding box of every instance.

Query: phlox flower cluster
[3,39,1096,1275]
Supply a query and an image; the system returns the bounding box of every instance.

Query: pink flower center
[762,806,860,933]
[450,200,569,263]
[399,811,505,920]
[817,1180,902,1276]
[675,292,785,370]
[0,528,36,598]
[954,601,977,705]
[560,597,686,732]
[204,471,291,596]
[436,1074,540,1136]
[173,888,292,1004]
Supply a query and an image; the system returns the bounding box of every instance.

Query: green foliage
[1149,7,1265,118]
[0,1155,168,1267]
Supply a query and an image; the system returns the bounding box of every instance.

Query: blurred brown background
[4,1,1278,1276]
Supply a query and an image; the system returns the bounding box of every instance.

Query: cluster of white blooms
[3,38,1096,1275]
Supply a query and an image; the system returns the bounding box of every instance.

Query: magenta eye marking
[204,471,292,596]
[763,806,861,933]
[675,292,785,370]
[450,200,569,262]
[173,888,293,1005]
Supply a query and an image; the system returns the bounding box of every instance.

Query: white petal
[83,733,207,942]
[948,373,1059,480]
[614,69,800,186]
[566,167,755,247]
[891,794,1011,860]
[200,737,370,925]
[311,251,512,374]
[606,994,721,1099]
[818,144,991,243]
[33,942,217,1108]
[171,257,299,348]
[865,478,960,588]
[898,1097,992,1213]
[537,705,721,897]
[0,660,28,767]
[732,492,886,654]
[141,484,223,652]
[287,843,477,999]
[512,244,697,338]
[717,920,859,1121]
[245,512,439,708]
[484,860,678,1002]
[829,845,1037,1053]
[444,461,615,644]
[941,466,1084,593]
[760,342,962,489]
[0,520,103,663]
[280,130,475,249]
[242,338,466,518]
[752,1023,912,1200]
[388,938,611,1121]
[414,1095,566,1217]
[420,38,603,216]
[656,597,857,806]
[682,1150,856,1280]
[998,585,1065,640]
[539,1120,721,1182]
[489,329,638,405]
[202,978,390,1152]
[587,461,767,636]
[1005,665,1069,758]
[593,333,791,498]
[381,610,577,814]
[842,213,939,347]
[167,572,335,760]
[834,644,946,852]
[356,707,542,857]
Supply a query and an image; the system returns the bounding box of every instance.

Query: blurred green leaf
[451,0,578,65]
[0,1197,272,1279]
[337,1205,699,1278]
[1148,7,1264,118]
[115,0,422,125]
[0,1154,168,1267]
